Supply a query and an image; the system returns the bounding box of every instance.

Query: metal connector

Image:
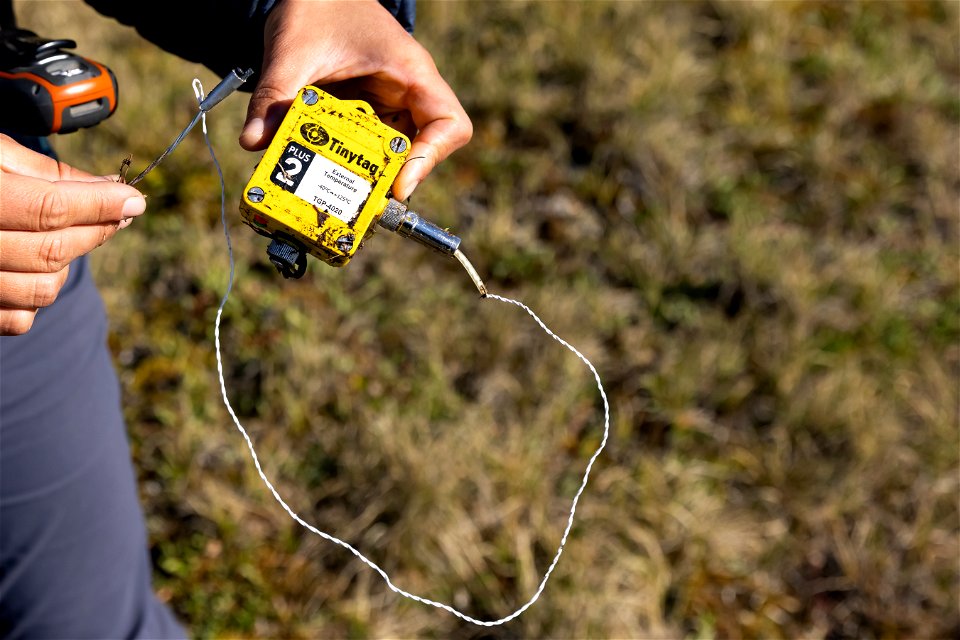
[377,198,461,255]
[128,67,253,186]
[200,67,254,112]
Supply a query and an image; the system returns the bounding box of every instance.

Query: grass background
[16,1,959,637]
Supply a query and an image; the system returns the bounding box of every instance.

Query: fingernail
[394,177,418,202]
[241,117,264,143]
[118,217,134,229]
[122,196,146,218]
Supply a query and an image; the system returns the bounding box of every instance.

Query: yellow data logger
[240,85,461,278]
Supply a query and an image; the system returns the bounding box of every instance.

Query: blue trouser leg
[0,254,185,639]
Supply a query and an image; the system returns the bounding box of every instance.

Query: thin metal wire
[198,80,610,627]
[127,110,203,186]
[454,248,487,297]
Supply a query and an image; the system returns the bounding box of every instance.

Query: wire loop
[196,83,609,626]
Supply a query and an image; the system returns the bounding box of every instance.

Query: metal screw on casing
[302,89,319,106]
[335,234,355,254]
[389,137,407,153]
[247,186,265,203]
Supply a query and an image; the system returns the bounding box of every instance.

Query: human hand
[239,0,472,201]
[0,135,147,335]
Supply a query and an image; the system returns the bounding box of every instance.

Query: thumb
[239,74,295,151]
[240,3,339,151]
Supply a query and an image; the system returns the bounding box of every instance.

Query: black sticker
[271,141,315,193]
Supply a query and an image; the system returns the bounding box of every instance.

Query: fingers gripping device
[240,86,460,278]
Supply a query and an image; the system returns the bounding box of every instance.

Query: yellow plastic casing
[239,86,410,267]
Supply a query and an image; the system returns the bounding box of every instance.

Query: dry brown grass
[16,1,960,637]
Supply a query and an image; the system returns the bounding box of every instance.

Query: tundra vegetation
[21,1,959,637]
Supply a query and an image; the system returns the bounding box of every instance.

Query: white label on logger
[271,141,372,224]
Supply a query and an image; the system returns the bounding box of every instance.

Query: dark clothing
[0,254,185,639]
[0,1,415,637]
[83,0,415,85]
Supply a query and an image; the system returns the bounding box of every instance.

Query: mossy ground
[18,1,959,637]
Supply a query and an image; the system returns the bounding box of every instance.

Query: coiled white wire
[195,80,610,626]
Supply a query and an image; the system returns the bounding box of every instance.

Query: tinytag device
[240,85,461,278]
[0,28,117,135]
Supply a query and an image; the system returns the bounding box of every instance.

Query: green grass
[18,1,960,637]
